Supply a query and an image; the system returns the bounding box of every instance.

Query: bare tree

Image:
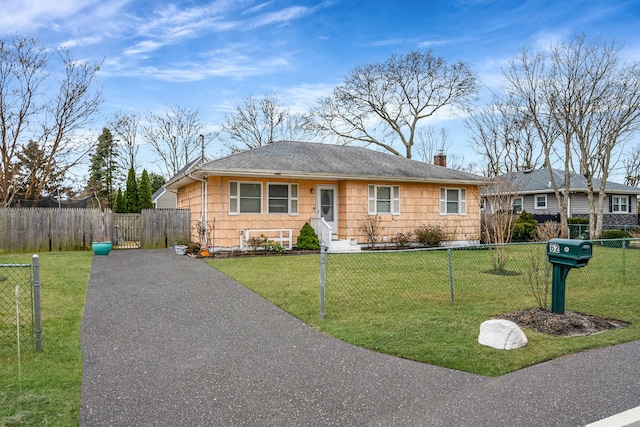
[414,127,466,170]
[467,93,542,177]
[414,127,443,163]
[219,92,315,154]
[142,105,208,177]
[503,35,640,238]
[309,49,478,158]
[280,111,317,143]
[624,144,640,187]
[502,47,573,237]
[558,36,640,238]
[0,36,102,207]
[109,111,141,171]
[481,175,525,270]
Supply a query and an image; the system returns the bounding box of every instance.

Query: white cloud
[0,0,90,32]
[248,5,311,28]
[282,83,335,113]
[532,30,571,52]
[243,1,275,15]
[123,41,165,56]
[59,36,103,49]
[417,39,453,48]
[115,46,291,82]
[364,39,411,47]
[126,1,315,58]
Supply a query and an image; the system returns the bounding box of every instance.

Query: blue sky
[3,0,640,178]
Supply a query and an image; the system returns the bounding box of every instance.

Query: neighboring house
[164,141,486,251]
[153,156,211,209]
[152,187,177,209]
[483,168,640,226]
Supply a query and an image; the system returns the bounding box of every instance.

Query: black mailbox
[546,238,592,268]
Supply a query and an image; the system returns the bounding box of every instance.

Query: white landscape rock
[478,319,528,350]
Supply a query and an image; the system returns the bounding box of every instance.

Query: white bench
[240,229,293,250]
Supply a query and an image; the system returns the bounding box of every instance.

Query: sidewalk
[80,249,640,426]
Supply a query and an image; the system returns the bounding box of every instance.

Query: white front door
[317,185,338,238]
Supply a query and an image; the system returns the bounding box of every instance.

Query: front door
[317,185,338,238]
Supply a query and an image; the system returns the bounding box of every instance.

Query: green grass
[0,252,93,427]
[0,244,632,426]
[209,243,640,376]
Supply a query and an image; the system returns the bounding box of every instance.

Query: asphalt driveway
[80,249,640,426]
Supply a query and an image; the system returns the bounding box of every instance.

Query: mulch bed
[496,307,629,337]
[188,249,320,259]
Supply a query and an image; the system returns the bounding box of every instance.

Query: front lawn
[209,244,640,376]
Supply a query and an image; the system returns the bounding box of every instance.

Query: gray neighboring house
[152,187,177,209]
[153,156,211,209]
[484,168,640,226]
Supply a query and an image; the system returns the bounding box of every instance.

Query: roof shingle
[191,141,485,183]
[497,168,640,194]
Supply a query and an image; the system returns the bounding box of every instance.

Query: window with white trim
[368,185,400,215]
[439,188,466,215]
[535,194,547,209]
[229,181,262,214]
[513,197,523,214]
[268,183,298,215]
[611,195,629,213]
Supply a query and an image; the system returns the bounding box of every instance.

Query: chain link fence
[321,239,640,318]
[0,255,42,352]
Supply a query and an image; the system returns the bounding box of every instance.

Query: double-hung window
[368,185,400,215]
[610,195,629,213]
[229,181,262,214]
[535,194,547,209]
[439,188,466,215]
[513,197,523,214]
[268,183,298,215]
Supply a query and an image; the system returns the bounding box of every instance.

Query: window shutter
[290,184,299,215]
[629,196,632,213]
[368,185,376,214]
[392,186,400,215]
[229,181,238,215]
[609,195,612,213]
[439,188,446,214]
[460,188,467,214]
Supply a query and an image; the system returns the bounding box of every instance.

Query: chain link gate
[0,255,42,352]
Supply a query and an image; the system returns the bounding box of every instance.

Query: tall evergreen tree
[148,172,166,195]
[113,188,126,213]
[87,128,119,208]
[124,167,139,213]
[138,169,153,210]
[15,140,71,200]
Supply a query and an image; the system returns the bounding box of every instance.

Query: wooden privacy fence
[0,208,190,253]
[113,210,191,249]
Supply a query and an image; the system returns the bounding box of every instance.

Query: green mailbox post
[546,238,593,314]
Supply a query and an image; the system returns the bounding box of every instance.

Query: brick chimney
[434,151,446,167]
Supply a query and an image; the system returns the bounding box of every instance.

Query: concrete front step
[328,239,362,253]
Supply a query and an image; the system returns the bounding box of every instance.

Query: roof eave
[483,187,640,196]
[172,167,485,185]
